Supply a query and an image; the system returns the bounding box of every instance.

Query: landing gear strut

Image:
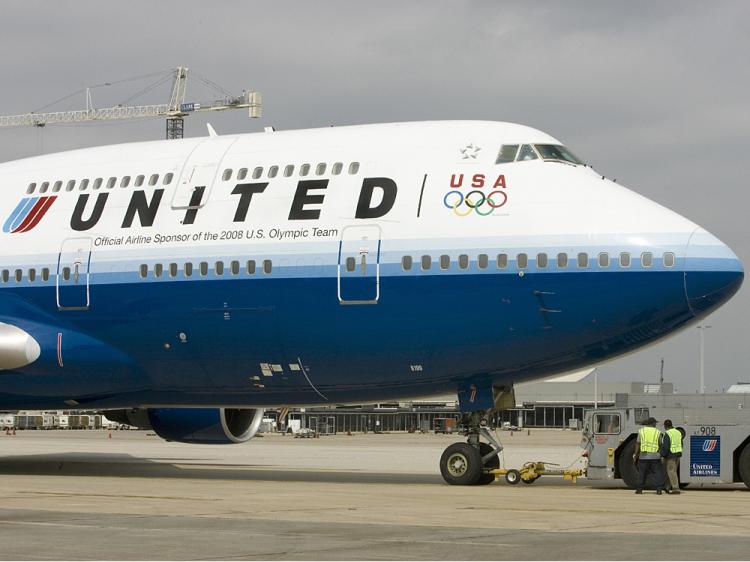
[439,410,503,485]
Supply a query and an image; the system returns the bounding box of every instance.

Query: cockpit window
[495,145,519,164]
[517,144,538,161]
[534,144,584,165]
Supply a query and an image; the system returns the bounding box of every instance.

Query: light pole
[698,323,712,393]
[593,368,598,410]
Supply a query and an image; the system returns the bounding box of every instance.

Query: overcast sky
[1,1,748,393]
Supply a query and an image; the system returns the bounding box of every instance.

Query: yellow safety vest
[639,426,661,453]
[666,428,683,454]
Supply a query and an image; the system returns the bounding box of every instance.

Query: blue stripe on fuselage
[0,269,696,409]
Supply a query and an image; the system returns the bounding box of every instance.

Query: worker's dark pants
[637,458,665,491]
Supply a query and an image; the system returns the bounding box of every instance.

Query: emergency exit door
[338,225,381,304]
[171,137,238,210]
[56,237,92,311]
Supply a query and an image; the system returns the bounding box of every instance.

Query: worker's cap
[643,417,658,425]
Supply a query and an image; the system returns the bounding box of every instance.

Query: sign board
[690,435,721,477]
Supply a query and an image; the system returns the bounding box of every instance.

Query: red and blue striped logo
[702,439,718,452]
[2,196,57,234]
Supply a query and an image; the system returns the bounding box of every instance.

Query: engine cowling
[104,408,264,444]
[0,322,41,370]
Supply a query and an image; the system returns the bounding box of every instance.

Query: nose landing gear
[439,410,503,485]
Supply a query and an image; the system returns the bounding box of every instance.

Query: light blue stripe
[2,198,35,233]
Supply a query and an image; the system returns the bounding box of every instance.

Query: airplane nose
[684,228,744,317]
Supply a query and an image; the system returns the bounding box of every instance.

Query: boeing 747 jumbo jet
[0,121,743,484]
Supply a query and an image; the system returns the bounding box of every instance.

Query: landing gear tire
[505,469,521,485]
[440,443,483,485]
[475,442,500,485]
[739,443,750,489]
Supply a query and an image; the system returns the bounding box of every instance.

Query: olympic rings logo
[443,190,507,216]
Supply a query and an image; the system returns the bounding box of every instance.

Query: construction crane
[0,66,262,139]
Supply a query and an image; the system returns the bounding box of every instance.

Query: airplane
[0,120,743,485]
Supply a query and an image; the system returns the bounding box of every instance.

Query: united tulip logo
[2,196,57,234]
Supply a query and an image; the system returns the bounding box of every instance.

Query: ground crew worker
[633,416,665,494]
[663,419,683,494]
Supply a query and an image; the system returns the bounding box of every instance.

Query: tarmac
[0,429,748,560]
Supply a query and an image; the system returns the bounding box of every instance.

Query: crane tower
[0,66,262,139]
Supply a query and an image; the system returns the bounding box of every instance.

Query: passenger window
[641,252,653,267]
[458,254,469,269]
[315,163,326,176]
[169,263,178,277]
[577,252,588,268]
[332,162,343,175]
[40,181,50,193]
[222,169,233,181]
[284,165,295,177]
[154,263,163,278]
[598,252,610,267]
[62,267,71,281]
[620,252,631,268]
[537,253,548,268]
[496,253,508,269]
[107,177,116,189]
[120,176,130,188]
[139,264,147,279]
[163,173,174,185]
[93,178,103,190]
[262,260,272,274]
[66,180,76,192]
[14,269,22,282]
[421,255,432,271]
[440,255,450,270]
[401,256,413,271]
[268,165,279,178]
[27,183,36,194]
[252,167,263,179]
[246,260,256,275]
[517,145,538,161]
[664,252,675,267]
[237,168,248,180]
[300,164,311,176]
[184,263,193,277]
[28,269,36,282]
[134,175,145,187]
[197,262,207,276]
[594,414,620,435]
[230,261,240,275]
[80,179,89,191]
[346,257,356,272]
[215,262,224,276]
[53,181,63,193]
[1,270,8,283]
[496,145,519,164]
[348,162,360,175]
[149,174,159,186]
[557,253,568,268]
[517,253,528,269]
[41,268,50,281]
[478,254,489,269]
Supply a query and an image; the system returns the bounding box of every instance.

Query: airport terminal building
[281,379,675,434]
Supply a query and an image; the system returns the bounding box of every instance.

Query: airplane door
[56,237,92,311]
[338,225,381,305]
[171,137,238,210]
